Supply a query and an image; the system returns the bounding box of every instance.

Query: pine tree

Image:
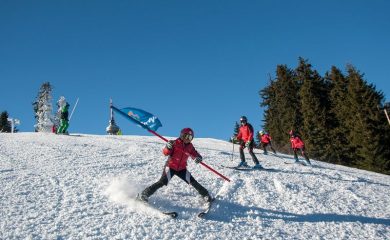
[230,121,240,143]
[32,82,54,132]
[0,111,11,133]
[344,65,390,173]
[233,121,239,137]
[260,65,301,152]
[255,130,261,148]
[296,58,330,161]
[325,66,354,165]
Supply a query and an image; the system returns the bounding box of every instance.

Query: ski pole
[231,140,235,162]
[69,97,79,121]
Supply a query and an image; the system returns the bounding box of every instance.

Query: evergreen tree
[260,65,300,152]
[32,82,54,132]
[296,58,330,161]
[230,121,240,143]
[255,130,261,148]
[344,65,390,173]
[0,111,11,133]
[325,66,355,165]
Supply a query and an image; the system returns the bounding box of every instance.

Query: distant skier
[57,96,70,134]
[52,124,57,133]
[289,130,311,165]
[259,131,276,155]
[138,128,214,203]
[232,116,262,169]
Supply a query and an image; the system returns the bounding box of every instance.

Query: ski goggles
[182,133,194,141]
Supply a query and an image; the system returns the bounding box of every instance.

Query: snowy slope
[1,133,389,239]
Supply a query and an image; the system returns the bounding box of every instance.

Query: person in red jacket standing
[259,131,276,155]
[234,116,262,169]
[289,130,311,165]
[138,128,213,203]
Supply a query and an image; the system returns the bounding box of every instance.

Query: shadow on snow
[206,199,390,226]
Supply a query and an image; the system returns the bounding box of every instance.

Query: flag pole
[112,105,230,182]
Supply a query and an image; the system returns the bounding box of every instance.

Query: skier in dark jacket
[138,128,213,203]
[289,130,311,165]
[233,116,262,169]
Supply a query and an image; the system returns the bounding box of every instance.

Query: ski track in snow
[0,133,389,239]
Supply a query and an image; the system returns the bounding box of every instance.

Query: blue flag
[119,107,162,131]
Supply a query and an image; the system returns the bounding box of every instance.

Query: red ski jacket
[162,138,201,171]
[290,135,305,149]
[261,134,272,144]
[237,124,254,143]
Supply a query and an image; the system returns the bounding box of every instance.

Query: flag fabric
[119,107,162,131]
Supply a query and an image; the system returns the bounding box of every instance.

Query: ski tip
[163,212,178,218]
[198,212,206,218]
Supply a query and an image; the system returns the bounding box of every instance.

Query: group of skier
[233,115,311,168]
[137,115,311,214]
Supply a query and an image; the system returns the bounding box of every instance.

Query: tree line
[259,57,390,174]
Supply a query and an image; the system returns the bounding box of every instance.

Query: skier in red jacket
[138,128,213,203]
[259,131,276,155]
[289,130,311,165]
[234,116,262,169]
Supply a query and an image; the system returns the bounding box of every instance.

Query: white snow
[1,133,389,239]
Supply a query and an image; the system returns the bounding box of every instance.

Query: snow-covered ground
[1,133,389,239]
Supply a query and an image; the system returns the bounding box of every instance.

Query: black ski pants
[142,168,210,199]
[261,142,276,154]
[239,142,259,164]
[293,147,310,163]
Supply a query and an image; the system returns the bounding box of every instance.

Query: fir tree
[260,65,301,152]
[296,58,330,161]
[230,121,240,143]
[0,111,11,133]
[325,66,354,165]
[32,82,54,132]
[344,65,390,173]
[255,130,261,148]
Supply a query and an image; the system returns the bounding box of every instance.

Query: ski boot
[205,195,215,203]
[136,193,149,203]
[237,161,249,168]
[304,159,312,166]
[253,163,263,169]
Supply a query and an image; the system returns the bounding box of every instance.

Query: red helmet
[180,128,194,141]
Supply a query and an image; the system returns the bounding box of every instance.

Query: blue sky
[1,0,389,140]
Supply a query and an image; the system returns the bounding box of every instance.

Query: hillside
[1,133,389,239]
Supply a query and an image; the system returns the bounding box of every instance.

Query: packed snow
[1,133,389,239]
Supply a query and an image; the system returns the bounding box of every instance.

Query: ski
[269,152,285,160]
[162,211,178,218]
[198,198,215,218]
[221,165,265,171]
[135,195,178,219]
[284,161,310,166]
